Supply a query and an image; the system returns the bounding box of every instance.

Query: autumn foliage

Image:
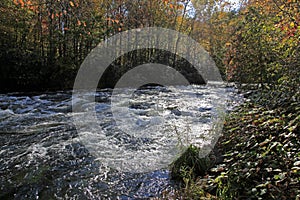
[0,0,299,94]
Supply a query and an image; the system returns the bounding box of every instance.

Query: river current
[0,84,243,199]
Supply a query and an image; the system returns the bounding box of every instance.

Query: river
[0,84,243,199]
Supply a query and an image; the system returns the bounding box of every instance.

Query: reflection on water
[0,85,242,199]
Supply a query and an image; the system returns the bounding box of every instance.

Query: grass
[170,145,216,181]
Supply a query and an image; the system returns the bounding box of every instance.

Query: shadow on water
[0,89,179,199]
[0,127,175,199]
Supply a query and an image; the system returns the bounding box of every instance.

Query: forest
[1,0,298,92]
[0,0,299,199]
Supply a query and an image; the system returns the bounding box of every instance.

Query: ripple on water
[0,84,243,199]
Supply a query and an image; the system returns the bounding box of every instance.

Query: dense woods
[1,0,299,93]
[0,0,201,91]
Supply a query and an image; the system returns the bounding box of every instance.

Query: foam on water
[72,84,240,173]
[0,84,243,198]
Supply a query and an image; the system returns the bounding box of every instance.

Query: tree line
[0,0,299,96]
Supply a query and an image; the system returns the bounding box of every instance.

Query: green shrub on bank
[215,101,299,199]
[168,89,299,199]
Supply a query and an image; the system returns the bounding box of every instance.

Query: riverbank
[167,89,300,199]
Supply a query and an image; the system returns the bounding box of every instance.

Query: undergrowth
[166,88,299,199]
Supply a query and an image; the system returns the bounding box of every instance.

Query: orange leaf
[19,0,25,7]
[177,4,184,10]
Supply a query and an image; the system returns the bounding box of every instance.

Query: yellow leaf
[290,22,295,28]
[70,1,74,7]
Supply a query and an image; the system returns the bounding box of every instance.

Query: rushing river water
[0,84,243,199]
